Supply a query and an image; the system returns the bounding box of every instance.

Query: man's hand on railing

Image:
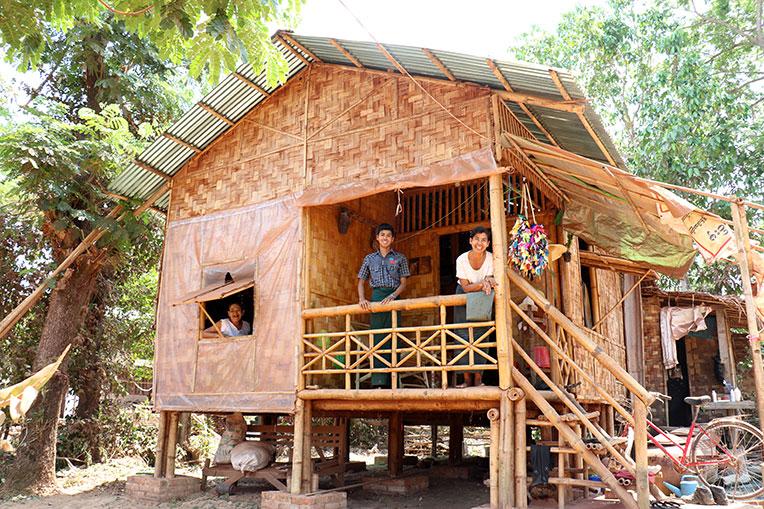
[359,298,371,311]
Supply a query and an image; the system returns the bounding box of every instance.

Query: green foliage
[0,0,303,85]
[512,0,764,293]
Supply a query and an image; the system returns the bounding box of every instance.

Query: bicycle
[639,394,764,500]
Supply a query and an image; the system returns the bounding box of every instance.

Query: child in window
[203,302,251,338]
[358,223,410,388]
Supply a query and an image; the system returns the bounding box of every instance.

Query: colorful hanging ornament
[508,181,549,279]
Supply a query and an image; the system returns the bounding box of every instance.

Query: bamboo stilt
[154,411,168,478]
[290,399,306,494]
[557,430,565,509]
[389,412,404,477]
[731,200,764,432]
[301,400,313,493]
[488,408,500,509]
[430,424,438,458]
[634,399,649,509]
[164,411,179,479]
[514,393,528,509]
[498,391,515,508]
[448,415,464,466]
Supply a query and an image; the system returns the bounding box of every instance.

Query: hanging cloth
[660,305,712,370]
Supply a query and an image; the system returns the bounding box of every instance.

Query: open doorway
[667,338,692,427]
[439,232,471,297]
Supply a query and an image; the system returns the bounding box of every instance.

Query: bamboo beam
[233,71,271,96]
[274,34,311,66]
[278,31,322,63]
[132,159,170,180]
[163,133,201,153]
[507,269,655,405]
[299,387,501,400]
[731,200,764,432]
[329,39,362,68]
[377,43,408,75]
[501,134,567,204]
[423,48,455,80]
[302,293,467,318]
[513,368,638,509]
[486,59,559,146]
[489,174,513,390]
[0,182,169,340]
[197,101,234,126]
[310,398,497,413]
[548,70,617,165]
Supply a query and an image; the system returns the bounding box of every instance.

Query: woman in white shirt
[202,302,252,338]
[454,226,497,387]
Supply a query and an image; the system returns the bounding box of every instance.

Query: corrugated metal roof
[109,31,624,209]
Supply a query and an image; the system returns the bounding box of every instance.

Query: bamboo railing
[301,294,497,390]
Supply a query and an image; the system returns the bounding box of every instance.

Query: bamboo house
[98,31,764,509]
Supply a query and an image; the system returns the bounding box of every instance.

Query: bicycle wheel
[689,418,764,500]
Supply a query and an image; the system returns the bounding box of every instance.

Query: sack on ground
[213,412,247,465]
[230,441,276,472]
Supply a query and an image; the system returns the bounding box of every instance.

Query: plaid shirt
[358,250,411,288]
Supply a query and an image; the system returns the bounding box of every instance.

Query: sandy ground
[1,457,757,509]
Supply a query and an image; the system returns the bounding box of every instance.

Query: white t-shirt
[456,251,493,284]
[220,318,252,336]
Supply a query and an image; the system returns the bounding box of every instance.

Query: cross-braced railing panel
[302,297,497,389]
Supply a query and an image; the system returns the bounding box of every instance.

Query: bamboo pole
[514,391,528,509]
[507,269,655,405]
[499,391,515,508]
[557,427,565,509]
[633,399,649,509]
[731,200,764,430]
[302,293,467,318]
[301,400,313,493]
[0,182,169,340]
[489,174,512,389]
[290,399,306,494]
[164,411,179,479]
[488,408,500,509]
[513,368,639,509]
[154,411,168,478]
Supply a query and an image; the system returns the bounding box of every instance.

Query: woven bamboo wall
[169,65,492,220]
[592,266,628,400]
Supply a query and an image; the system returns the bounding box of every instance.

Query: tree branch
[96,0,154,16]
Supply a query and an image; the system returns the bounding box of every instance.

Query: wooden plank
[634,399,649,509]
[389,412,404,476]
[274,34,311,66]
[715,308,736,383]
[233,71,272,96]
[197,101,234,126]
[133,159,170,180]
[495,89,586,113]
[423,48,455,81]
[163,133,201,153]
[329,39,362,68]
[548,70,617,166]
[278,31,322,63]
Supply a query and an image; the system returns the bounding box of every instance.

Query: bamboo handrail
[507,269,655,405]
[302,293,466,318]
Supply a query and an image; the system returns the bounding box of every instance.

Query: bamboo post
[431,424,438,458]
[499,391,515,508]
[731,200,764,430]
[440,305,448,389]
[391,310,398,390]
[154,411,168,478]
[557,429,566,509]
[513,390,528,508]
[291,399,306,494]
[633,399,649,509]
[489,173,513,390]
[488,408,500,509]
[301,400,313,493]
[449,414,464,466]
[164,411,179,479]
[389,412,404,477]
[345,314,351,390]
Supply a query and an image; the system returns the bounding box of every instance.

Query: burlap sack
[212,412,247,465]
[230,441,276,472]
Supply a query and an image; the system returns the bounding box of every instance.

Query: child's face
[469,233,490,253]
[227,304,243,324]
[376,229,394,249]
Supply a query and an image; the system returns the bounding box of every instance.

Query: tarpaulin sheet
[154,149,498,413]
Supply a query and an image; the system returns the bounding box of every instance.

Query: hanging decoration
[395,188,404,216]
[509,180,549,279]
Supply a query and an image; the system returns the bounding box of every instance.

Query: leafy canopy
[0,0,302,84]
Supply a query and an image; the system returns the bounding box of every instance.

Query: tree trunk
[0,255,103,496]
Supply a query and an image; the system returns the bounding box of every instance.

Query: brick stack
[260,490,347,509]
[362,474,429,495]
[125,475,200,503]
